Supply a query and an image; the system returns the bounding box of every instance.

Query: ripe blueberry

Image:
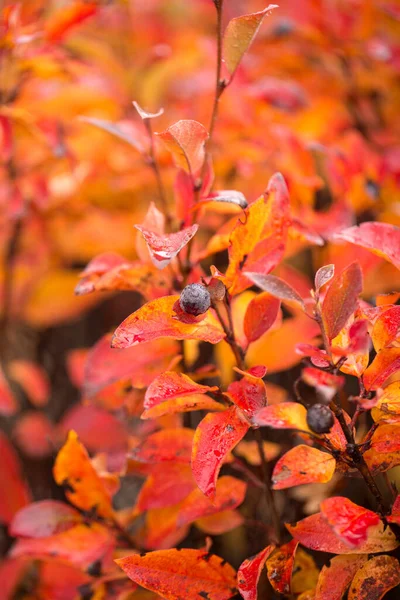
[179,283,211,316]
[306,403,334,434]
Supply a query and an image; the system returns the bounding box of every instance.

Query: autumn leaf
[44,1,97,43]
[10,501,81,538]
[245,273,305,310]
[286,512,399,554]
[79,117,144,152]
[135,224,198,269]
[237,545,275,600]
[9,360,50,407]
[196,510,243,535]
[192,406,250,497]
[134,464,196,514]
[315,555,368,600]
[348,555,400,600]
[253,402,310,431]
[243,292,281,344]
[116,549,237,600]
[266,539,298,595]
[223,5,278,77]
[332,222,400,271]
[314,265,335,296]
[272,446,336,490]
[129,428,194,464]
[320,497,380,548]
[156,120,208,175]
[363,347,400,390]
[372,381,400,420]
[53,430,114,518]
[112,296,225,348]
[0,432,31,525]
[364,423,400,473]
[227,372,267,420]
[321,262,363,340]
[371,305,400,351]
[0,367,18,416]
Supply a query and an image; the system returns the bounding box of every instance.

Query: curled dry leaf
[272,446,336,490]
[203,190,248,209]
[320,497,380,548]
[112,295,225,348]
[332,222,400,271]
[237,545,275,600]
[321,262,363,341]
[156,120,208,175]
[286,512,399,554]
[116,549,237,600]
[347,555,400,600]
[223,5,279,77]
[192,406,250,497]
[266,539,298,595]
[135,224,198,269]
[315,554,368,600]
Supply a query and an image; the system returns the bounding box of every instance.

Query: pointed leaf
[287,512,399,554]
[237,545,275,600]
[363,347,400,391]
[266,540,298,595]
[272,446,335,490]
[332,222,400,270]
[135,224,198,269]
[112,296,225,348]
[322,262,363,340]
[245,273,305,310]
[364,423,400,473]
[253,402,309,431]
[192,406,250,497]
[320,497,380,548]
[116,549,237,600]
[371,306,400,352]
[348,555,400,600]
[243,292,281,344]
[156,120,208,175]
[223,6,279,76]
[315,555,368,600]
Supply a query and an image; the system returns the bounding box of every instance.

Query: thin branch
[254,428,282,545]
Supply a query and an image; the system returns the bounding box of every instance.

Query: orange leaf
[134,464,196,513]
[253,402,309,431]
[322,262,363,340]
[364,423,400,473]
[320,497,380,548]
[243,292,281,344]
[196,510,244,535]
[371,305,400,351]
[237,545,275,600]
[9,360,50,407]
[142,505,190,551]
[192,406,250,497]
[266,539,298,595]
[223,5,278,76]
[333,222,400,271]
[112,296,225,348]
[372,381,400,420]
[363,347,400,390]
[227,371,267,420]
[177,476,246,527]
[10,500,81,538]
[116,549,237,600]
[315,555,368,600]
[136,224,198,269]
[348,555,400,600]
[286,512,399,554]
[0,366,18,416]
[272,446,335,490]
[130,428,194,464]
[0,431,31,525]
[45,1,97,43]
[156,120,208,175]
[53,431,114,518]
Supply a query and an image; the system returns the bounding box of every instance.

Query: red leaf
[45,1,97,42]
[322,262,363,340]
[371,305,400,352]
[0,367,18,416]
[84,333,178,396]
[9,360,50,407]
[134,464,196,513]
[243,292,281,344]
[0,431,31,525]
[13,412,55,458]
[364,423,400,473]
[332,222,400,270]
[266,540,298,595]
[156,120,208,175]
[227,372,267,420]
[315,555,368,600]
[192,406,250,497]
[363,347,400,390]
[253,402,309,431]
[135,224,198,269]
[320,497,381,548]
[116,549,237,600]
[237,545,275,600]
[130,428,194,464]
[112,296,225,348]
[245,273,305,310]
[388,494,400,524]
[286,512,399,554]
[177,476,246,527]
[272,446,336,490]
[348,555,400,600]
[10,500,81,538]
